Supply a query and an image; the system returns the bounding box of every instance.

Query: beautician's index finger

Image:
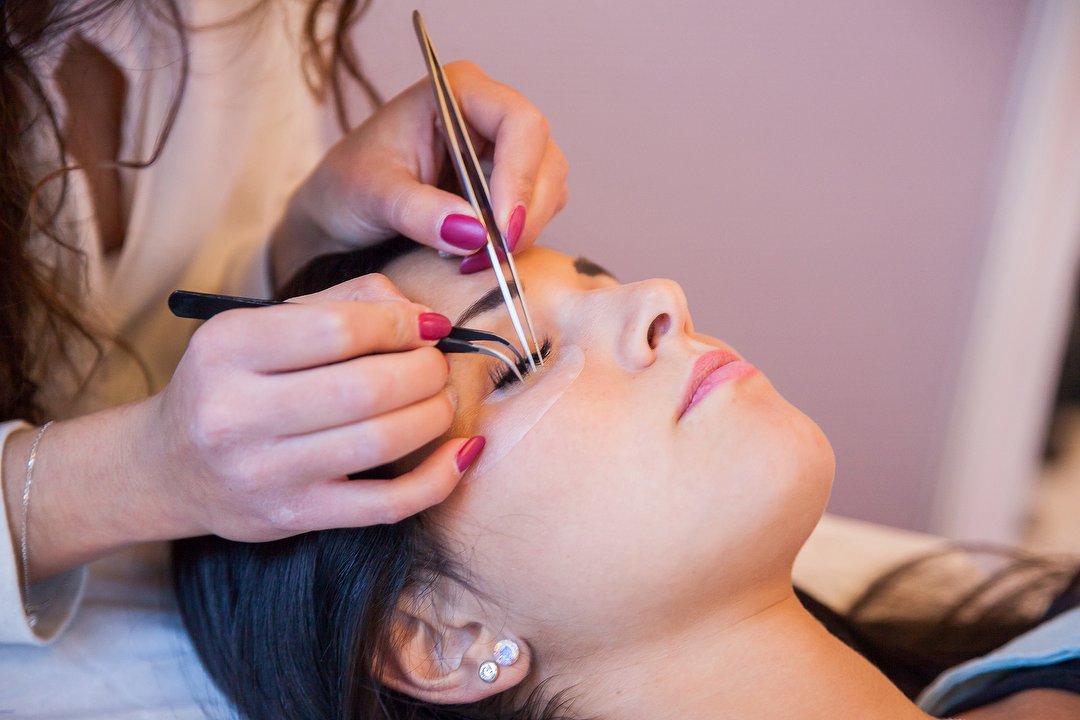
[208,300,450,373]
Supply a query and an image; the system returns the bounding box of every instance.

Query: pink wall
[357,1,1032,530]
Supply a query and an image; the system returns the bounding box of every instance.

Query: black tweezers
[168,290,525,381]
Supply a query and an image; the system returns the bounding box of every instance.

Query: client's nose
[617,279,692,368]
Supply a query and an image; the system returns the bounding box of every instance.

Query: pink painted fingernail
[440,214,487,251]
[458,246,506,275]
[456,436,486,473]
[459,252,492,274]
[418,312,452,340]
[506,205,526,252]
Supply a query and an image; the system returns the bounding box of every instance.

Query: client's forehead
[384,246,577,319]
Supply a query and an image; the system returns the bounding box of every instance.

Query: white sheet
[0,543,228,718]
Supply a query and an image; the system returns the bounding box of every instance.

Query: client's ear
[378,585,531,705]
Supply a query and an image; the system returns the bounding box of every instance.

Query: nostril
[647,313,671,349]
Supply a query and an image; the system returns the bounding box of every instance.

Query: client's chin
[726,385,836,567]
[770,400,836,561]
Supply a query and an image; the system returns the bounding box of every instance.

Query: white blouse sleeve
[0,420,87,645]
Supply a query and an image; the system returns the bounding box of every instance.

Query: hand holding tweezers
[412,12,543,371]
[168,290,524,381]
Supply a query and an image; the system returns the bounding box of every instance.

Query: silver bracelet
[21,420,53,628]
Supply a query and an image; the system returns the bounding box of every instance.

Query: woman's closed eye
[490,337,553,391]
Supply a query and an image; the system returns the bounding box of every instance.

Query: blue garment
[916,604,1080,716]
[938,658,1080,715]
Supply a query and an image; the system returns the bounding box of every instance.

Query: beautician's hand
[3,275,484,585]
[271,61,568,281]
[145,273,476,542]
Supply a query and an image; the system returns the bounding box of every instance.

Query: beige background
[356,1,1034,531]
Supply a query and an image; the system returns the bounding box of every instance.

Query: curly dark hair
[0,0,379,424]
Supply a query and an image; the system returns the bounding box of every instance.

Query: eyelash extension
[490,338,553,390]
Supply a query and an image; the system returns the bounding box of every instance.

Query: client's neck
[563,586,934,720]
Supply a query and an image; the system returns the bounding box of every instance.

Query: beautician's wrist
[11,399,197,583]
[121,394,209,542]
[74,397,203,549]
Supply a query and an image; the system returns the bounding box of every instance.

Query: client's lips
[678,349,757,419]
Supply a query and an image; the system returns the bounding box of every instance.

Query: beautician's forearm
[1,399,195,583]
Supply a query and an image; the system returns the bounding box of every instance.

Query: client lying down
[173,238,1080,720]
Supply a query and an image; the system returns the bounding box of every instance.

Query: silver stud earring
[478,660,499,683]
[493,639,520,667]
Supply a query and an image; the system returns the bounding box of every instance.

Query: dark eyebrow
[456,283,518,326]
[454,257,616,326]
[574,256,616,279]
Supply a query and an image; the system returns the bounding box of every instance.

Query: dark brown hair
[0,0,379,424]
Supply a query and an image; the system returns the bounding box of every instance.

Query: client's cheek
[444,373,495,438]
[463,345,585,480]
